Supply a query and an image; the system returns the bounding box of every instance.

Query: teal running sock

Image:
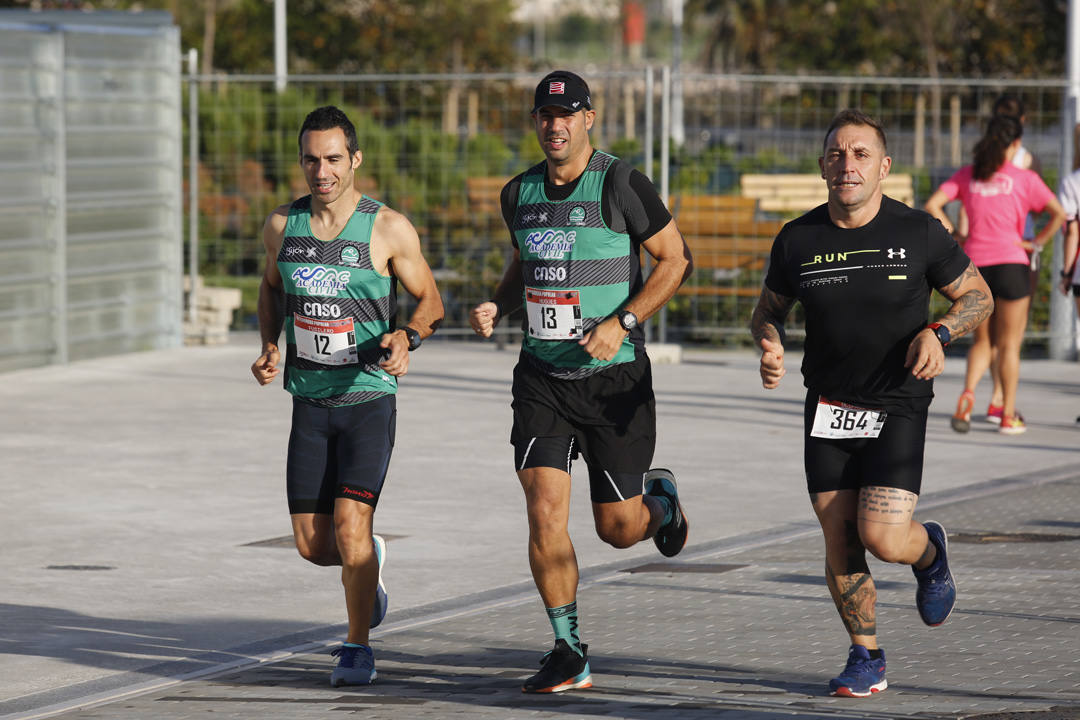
[546,601,583,656]
[343,641,366,649]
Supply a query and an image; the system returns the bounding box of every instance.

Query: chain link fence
[184,71,1070,345]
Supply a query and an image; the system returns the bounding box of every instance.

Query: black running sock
[868,649,884,659]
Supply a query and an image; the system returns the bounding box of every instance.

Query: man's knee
[595,519,639,548]
[295,536,338,566]
[861,533,908,564]
[593,502,646,548]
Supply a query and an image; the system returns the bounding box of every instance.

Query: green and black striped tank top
[277,195,397,407]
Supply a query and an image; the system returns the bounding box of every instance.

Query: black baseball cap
[532,71,592,114]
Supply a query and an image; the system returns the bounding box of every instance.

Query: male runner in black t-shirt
[469,71,692,694]
[750,109,993,698]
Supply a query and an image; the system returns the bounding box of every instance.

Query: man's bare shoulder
[372,204,419,244]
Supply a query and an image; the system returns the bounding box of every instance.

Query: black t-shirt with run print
[765,197,970,410]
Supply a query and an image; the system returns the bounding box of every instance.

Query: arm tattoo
[938,262,993,339]
[941,262,978,296]
[750,286,795,345]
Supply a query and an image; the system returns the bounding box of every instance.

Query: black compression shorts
[511,353,656,503]
[803,390,927,495]
[978,262,1031,300]
[286,394,396,514]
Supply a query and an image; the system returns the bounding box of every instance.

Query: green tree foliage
[1,0,519,74]
[687,0,1067,77]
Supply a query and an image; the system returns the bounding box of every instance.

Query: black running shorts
[286,394,396,514]
[511,353,656,504]
[803,390,927,495]
[978,262,1031,300]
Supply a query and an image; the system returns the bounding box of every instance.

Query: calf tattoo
[827,563,877,637]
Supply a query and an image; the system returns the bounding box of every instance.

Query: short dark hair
[298,106,359,156]
[992,93,1025,120]
[823,109,887,153]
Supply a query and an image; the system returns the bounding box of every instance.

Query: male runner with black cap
[469,71,693,693]
[751,109,993,697]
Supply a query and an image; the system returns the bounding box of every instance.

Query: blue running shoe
[330,644,376,686]
[828,645,887,697]
[371,534,388,628]
[644,468,688,557]
[913,520,956,626]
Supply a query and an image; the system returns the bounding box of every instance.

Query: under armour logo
[887,248,906,259]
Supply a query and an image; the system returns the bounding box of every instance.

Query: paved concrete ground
[1,335,1079,719]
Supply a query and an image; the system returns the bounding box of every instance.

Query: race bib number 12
[525,286,583,340]
[294,314,358,366]
[810,396,886,439]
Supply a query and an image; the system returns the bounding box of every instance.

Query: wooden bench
[740,173,915,215]
[466,176,506,216]
[667,194,779,298]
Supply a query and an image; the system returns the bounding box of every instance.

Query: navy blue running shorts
[803,390,927,495]
[286,394,396,514]
[510,353,656,504]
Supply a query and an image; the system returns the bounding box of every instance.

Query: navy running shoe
[644,468,688,557]
[371,534,388,628]
[522,639,593,693]
[913,520,956,626]
[828,644,887,697]
[330,644,376,686]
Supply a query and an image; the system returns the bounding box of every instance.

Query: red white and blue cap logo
[532,71,592,113]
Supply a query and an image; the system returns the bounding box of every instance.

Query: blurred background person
[925,114,1065,435]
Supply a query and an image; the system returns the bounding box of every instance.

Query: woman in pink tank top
[925,115,1065,435]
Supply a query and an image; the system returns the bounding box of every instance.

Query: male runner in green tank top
[251,106,443,687]
[469,71,693,693]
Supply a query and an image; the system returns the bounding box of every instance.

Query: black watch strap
[403,326,422,351]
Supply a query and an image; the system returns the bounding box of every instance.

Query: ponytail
[973,115,1022,181]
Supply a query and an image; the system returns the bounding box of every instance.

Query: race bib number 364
[810,396,886,439]
[294,314,358,366]
[525,286,583,340]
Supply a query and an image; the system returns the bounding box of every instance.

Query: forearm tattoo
[939,263,992,339]
[750,287,795,344]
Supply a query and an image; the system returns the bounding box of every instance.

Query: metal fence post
[659,65,671,344]
[53,29,69,364]
[1051,0,1080,361]
[187,48,199,325]
[643,66,655,344]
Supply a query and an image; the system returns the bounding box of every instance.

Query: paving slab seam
[4,463,1077,720]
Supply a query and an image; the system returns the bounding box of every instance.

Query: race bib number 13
[810,396,886,439]
[525,286,583,340]
[294,314,358,366]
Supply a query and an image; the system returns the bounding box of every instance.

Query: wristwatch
[617,310,638,331]
[927,322,950,348]
[402,326,422,351]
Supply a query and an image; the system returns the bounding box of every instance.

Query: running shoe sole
[371,534,388,628]
[831,679,887,698]
[524,670,594,693]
